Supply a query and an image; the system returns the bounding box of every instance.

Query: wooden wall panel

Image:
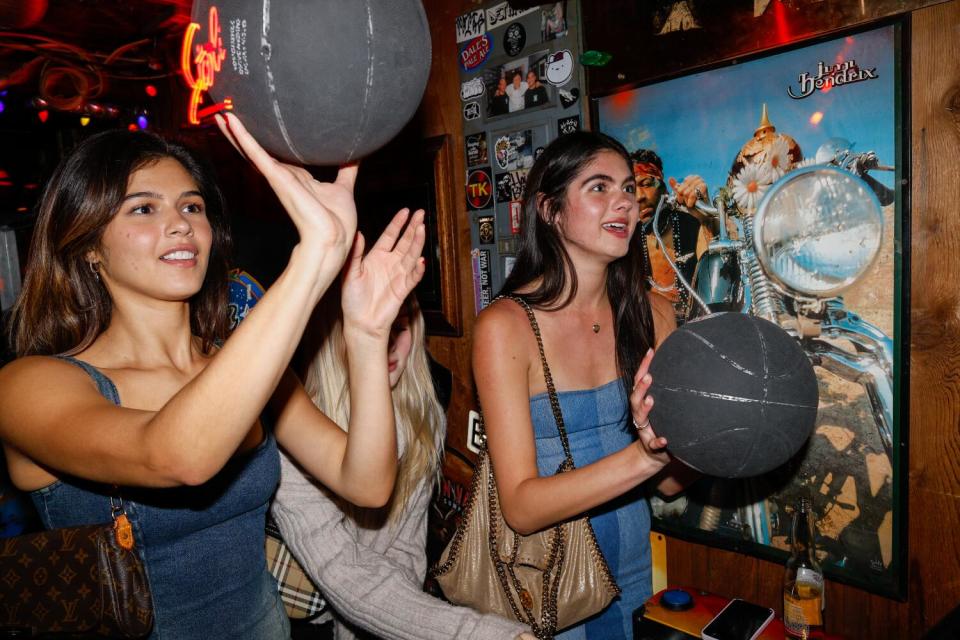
[420,0,478,478]
[665,536,709,589]
[417,0,960,637]
[907,0,960,634]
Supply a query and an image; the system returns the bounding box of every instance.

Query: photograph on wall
[596,23,906,596]
[484,50,554,118]
[495,169,529,205]
[493,128,535,171]
[541,1,568,41]
[465,132,489,168]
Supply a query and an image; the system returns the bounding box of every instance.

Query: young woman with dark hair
[0,113,425,639]
[474,131,695,638]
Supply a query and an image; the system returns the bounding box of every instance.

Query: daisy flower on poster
[732,162,773,213]
[764,136,793,179]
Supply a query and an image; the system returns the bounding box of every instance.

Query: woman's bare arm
[475,299,670,535]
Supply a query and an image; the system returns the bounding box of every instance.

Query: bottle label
[784,591,823,634]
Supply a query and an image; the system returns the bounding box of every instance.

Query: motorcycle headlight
[753,165,884,298]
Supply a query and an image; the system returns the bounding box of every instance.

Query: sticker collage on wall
[456,1,584,313]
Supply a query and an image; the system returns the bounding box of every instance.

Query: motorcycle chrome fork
[805,302,895,458]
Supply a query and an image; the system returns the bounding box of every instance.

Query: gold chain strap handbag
[0,492,154,638]
[430,295,620,640]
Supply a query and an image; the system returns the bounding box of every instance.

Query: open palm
[341,208,427,337]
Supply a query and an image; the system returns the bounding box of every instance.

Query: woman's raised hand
[629,348,671,469]
[341,208,426,338]
[215,113,358,288]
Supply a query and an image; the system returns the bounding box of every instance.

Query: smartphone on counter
[700,598,775,640]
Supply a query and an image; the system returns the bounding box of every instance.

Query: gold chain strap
[499,295,575,465]
[430,295,622,638]
[500,295,622,601]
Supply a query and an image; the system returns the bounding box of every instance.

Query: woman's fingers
[214,114,246,160]
[637,348,655,380]
[335,163,360,192]
[392,209,425,258]
[631,393,653,429]
[218,113,279,178]
[638,419,668,451]
[402,232,427,289]
[394,225,427,296]
[635,414,670,468]
[630,349,666,457]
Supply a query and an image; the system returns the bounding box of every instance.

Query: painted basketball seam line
[656,385,817,408]
[676,423,797,459]
[733,438,758,475]
[670,425,751,448]
[345,0,375,161]
[756,321,770,425]
[686,330,757,376]
[260,0,305,164]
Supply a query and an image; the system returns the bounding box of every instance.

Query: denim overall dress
[530,379,653,639]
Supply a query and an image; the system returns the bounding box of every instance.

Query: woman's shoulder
[476,295,532,333]
[0,356,104,427]
[0,354,84,384]
[473,297,536,363]
[1,354,102,393]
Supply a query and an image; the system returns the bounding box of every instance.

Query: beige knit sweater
[271,448,528,640]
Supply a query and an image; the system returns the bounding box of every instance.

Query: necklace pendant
[592,323,600,334]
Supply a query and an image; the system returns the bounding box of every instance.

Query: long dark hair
[499,131,655,383]
[11,129,232,357]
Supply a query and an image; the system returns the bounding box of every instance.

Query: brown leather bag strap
[497,295,574,467]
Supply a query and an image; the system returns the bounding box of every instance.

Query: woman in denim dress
[474,132,697,639]
[0,114,425,639]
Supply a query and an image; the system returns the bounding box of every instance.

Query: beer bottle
[783,497,824,639]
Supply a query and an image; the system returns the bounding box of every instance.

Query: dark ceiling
[0,0,191,114]
[0,1,198,226]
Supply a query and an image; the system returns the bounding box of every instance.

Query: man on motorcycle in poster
[631,148,715,321]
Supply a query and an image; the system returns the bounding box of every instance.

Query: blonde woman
[271,294,532,640]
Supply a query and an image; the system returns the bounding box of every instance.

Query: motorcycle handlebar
[662,193,722,217]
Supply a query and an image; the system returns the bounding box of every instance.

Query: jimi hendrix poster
[595,22,907,597]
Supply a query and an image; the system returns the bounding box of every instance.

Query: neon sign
[181,6,229,125]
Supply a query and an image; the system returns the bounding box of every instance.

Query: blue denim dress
[530,378,652,639]
[30,357,289,640]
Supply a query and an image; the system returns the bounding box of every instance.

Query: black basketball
[647,313,819,478]
[189,0,432,165]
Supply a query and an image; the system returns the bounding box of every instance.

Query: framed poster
[594,21,908,597]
